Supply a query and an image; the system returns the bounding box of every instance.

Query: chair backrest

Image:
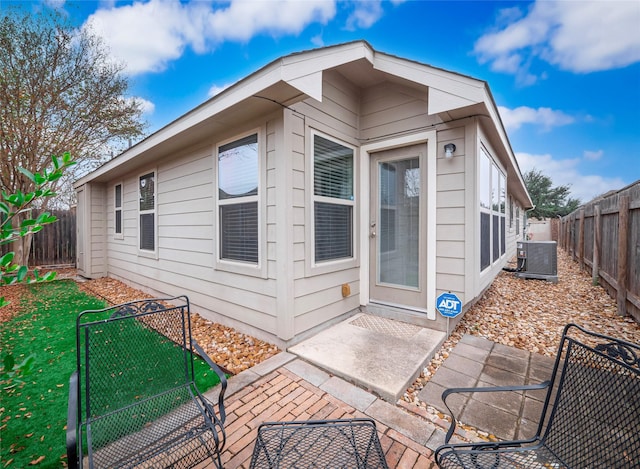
[542,323,639,467]
[75,296,195,427]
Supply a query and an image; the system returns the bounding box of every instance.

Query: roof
[74,40,532,207]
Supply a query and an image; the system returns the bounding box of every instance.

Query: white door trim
[359,131,437,320]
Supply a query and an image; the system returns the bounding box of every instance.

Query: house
[74,41,532,347]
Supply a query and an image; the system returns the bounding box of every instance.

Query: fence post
[592,204,600,286]
[577,210,585,270]
[617,195,629,316]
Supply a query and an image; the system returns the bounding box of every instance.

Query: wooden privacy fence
[1,207,76,267]
[558,181,640,322]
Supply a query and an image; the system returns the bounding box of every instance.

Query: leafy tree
[1,7,146,265]
[1,152,76,308]
[524,169,581,219]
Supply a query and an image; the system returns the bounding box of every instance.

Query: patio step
[288,313,446,402]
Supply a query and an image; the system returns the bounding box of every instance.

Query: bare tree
[1,8,146,264]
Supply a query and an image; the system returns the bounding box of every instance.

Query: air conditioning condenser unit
[516,241,558,283]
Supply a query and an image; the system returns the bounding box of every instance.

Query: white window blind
[313,134,354,263]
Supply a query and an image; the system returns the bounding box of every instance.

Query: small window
[313,134,354,263]
[114,183,123,236]
[139,172,155,251]
[217,133,259,264]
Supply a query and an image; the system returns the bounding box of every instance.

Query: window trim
[137,169,157,258]
[479,147,506,273]
[307,128,358,275]
[213,128,266,277]
[114,181,124,240]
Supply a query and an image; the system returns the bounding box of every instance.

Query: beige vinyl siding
[360,81,439,141]
[89,183,107,278]
[289,71,362,336]
[266,119,279,281]
[295,70,360,138]
[291,113,306,281]
[435,126,467,303]
[104,138,279,338]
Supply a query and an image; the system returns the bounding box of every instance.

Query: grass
[0,281,222,468]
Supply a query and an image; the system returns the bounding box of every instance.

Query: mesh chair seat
[435,324,640,469]
[67,296,227,469]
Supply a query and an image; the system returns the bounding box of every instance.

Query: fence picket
[558,182,639,322]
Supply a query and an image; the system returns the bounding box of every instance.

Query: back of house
[74,41,532,347]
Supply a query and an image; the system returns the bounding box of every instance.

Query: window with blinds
[218,133,259,264]
[313,134,354,263]
[139,172,155,251]
[114,183,122,236]
[479,148,506,271]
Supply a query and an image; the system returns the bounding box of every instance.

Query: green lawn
[0,281,221,468]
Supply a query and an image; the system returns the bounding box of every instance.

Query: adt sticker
[436,292,462,318]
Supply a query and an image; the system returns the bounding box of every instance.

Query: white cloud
[345,0,384,30]
[583,149,603,161]
[310,34,325,48]
[134,97,155,115]
[122,96,154,114]
[84,0,337,75]
[207,82,234,98]
[516,152,627,203]
[498,105,574,131]
[475,1,640,80]
[44,0,66,9]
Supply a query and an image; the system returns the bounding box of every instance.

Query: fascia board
[74,43,376,188]
[74,65,283,188]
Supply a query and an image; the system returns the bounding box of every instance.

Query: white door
[369,144,428,309]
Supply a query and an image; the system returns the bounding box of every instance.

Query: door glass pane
[378,158,419,289]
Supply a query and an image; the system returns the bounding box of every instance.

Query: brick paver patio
[203,361,438,468]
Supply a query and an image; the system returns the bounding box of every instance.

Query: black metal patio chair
[435,323,639,468]
[66,295,227,469]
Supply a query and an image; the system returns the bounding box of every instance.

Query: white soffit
[428,88,480,115]
[283,70,324,102]
[280,41,375,102]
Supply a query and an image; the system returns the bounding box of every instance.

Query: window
[479,148,506,271]
[217,133,259,264]
[313,133,354,263]
[139,172,155,251]
[509,196,513,229]
[114,183,123,237]
[516,206,520,235]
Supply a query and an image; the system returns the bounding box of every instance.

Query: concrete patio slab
[288,313,446,402]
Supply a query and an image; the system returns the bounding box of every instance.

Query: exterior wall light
[444,143,456,159]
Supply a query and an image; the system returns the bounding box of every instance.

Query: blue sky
[11,0,640,203]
